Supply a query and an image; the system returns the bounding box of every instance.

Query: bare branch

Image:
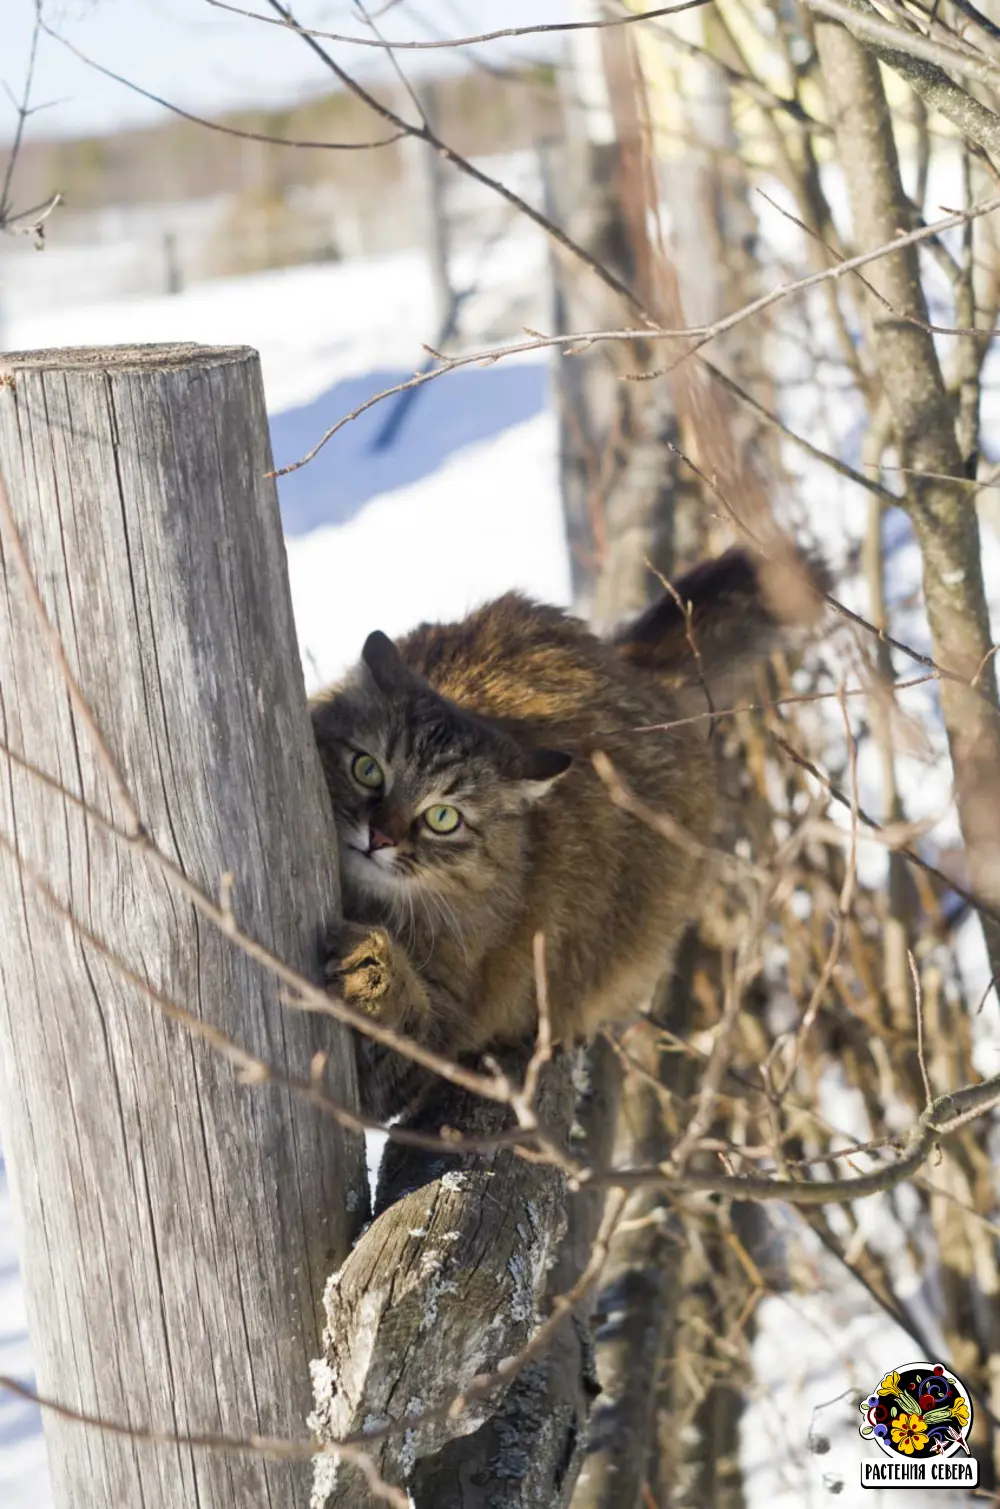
[0,1377,409,1509]
[802,0,1000,88]
[269,193,1000,476]
[699,357,899,501]
[520,931,554,1113]
[205,0,714,51]
[769,728,1000,926]
[806,0,1000,160]
[0,0,41,227]
[909,950,934,1112]
[584,1073,1000,1200]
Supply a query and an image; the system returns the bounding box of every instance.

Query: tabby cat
[311,547,824,1116]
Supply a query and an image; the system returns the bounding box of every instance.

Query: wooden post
[0,344,367,1508]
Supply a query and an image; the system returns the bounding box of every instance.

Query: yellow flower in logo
[951,1396,970,1430]
[878,1371,901,1396]
[891,1415,929,1454]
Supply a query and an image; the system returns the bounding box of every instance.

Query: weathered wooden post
[0,344,367,1507]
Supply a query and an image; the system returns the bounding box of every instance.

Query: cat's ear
[362,631,410,695]
[513,747,573,804]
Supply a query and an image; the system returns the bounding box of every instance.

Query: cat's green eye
[424,804,462,835]
[351,753,384,790]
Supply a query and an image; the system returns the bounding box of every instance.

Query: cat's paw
[325,923,394,1011]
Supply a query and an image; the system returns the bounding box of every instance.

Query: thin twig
[0,1,42,227]
[590,748,773,881]
[699,356,899,504]
[909,950,934,1111]
[769,729,1000,926]
[756,185,992,341]
[583,1073,1000,1199]
[205,0,714,51]
[520,931,554,1114]
[629,191,1000,382]
[266,194,1000,476]
[41,25,406,151]
[258,0,649,319]
[0,823,558,1161]
[773,686,858,1097]
[354,0,428,130]
[0,1376,409,1509]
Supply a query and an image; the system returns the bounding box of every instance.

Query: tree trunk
[542,7,687,629]
[310,1047,595,1508]
[0,343,367,1508]
[814,18,1000,987]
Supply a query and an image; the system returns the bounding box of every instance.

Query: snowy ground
[1,186,994,1505]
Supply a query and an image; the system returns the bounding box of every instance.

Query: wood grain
[0,343,367,1508]
[310,1049,595,1508]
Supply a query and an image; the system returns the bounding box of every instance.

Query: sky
[3,0,573,142]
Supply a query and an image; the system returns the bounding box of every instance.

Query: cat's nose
[368,828,396,853]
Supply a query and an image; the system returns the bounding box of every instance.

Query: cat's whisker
[420,902,437,973]
[426,887,472,970]
[406,888,420,958]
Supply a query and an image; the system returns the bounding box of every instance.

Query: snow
[742,1285,980,1509]
[1,152,996,1508]
[0,1161,48,1509]
[4,230,571,685]
[0,217,572,1505]
[288,406,566,689]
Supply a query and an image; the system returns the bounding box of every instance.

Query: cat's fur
[311,546,824,1115]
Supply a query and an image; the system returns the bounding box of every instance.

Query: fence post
[0,342,367,1507]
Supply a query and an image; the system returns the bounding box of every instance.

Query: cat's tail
[613,545,829,712]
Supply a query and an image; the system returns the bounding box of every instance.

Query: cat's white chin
[343,844,408,894]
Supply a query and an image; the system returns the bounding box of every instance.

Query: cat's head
[312,630,572,907]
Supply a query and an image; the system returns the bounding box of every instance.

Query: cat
[310,546,825,1117]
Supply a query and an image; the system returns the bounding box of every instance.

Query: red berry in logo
[920,1394,934,1410]
[933,1365,945,1376]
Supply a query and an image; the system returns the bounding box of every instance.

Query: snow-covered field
[0,195,992,1506]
